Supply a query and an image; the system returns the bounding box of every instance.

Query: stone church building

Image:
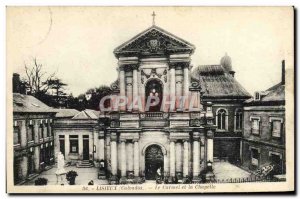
[81,23,251,183]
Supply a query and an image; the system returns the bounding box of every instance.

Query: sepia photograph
[6,6,294,194]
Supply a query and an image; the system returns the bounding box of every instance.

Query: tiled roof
[263,82,285,102]
[13,93,56,113]
[54,108,80,118]
[191,65,251,99]
[246,82,285,105]
[72,109,100,120]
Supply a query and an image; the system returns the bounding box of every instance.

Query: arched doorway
[145,79,163,112]
[145,144,164,180]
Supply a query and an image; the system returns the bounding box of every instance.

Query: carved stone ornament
[141,68,166,82]
[110,80,120,90]
[147,39,160,52]
[163,113,169,119]
[163,69,167,75]
[164,76,167,83]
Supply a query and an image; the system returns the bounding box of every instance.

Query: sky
[7,7,293,97]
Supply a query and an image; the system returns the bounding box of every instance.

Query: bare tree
[24,58,56,95]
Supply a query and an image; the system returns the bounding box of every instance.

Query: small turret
[220,53,235,77]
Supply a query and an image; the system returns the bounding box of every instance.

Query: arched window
[216,109,228,130]
[235,109,243,131]
[145,79,163,112]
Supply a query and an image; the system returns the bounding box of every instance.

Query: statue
[55,152,66,184]
[98,159,106,180]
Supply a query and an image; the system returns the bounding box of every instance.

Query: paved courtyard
[23,161,250,185]
[213,161,251,180]
[24,165,108,186]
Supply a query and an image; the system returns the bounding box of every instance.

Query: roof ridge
[83,110,92,119]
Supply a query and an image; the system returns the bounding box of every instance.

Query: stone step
[77,165,93,168]
[80,162,92,164]
[76,161,94,168]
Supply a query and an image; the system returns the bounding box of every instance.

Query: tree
[45,78,68,97]
[75,85,112,110]
[23,58,70,108]
[24,58,56,95]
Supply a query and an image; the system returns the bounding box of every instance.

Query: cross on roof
[152,11,156,26]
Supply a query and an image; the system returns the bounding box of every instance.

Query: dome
[220,53,232,72]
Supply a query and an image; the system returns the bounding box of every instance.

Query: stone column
[20,155,28,180]
[183,65,189,110]
[33,120,40,172]
[119,66,126,111]
[193,132,200,180]
[175,141,182,174]
[240,140,243,164]
[127,141,134,173]
[132,66,138,111]
[175,67,182,110]
[125,72,133,111]
[120,140,127,177]
[34,146,40,173]
[33,120,39,143]
[20,120,27,148]
[110,137,118,176]
[169,140,176,177]
[65,134,69,160]
[183,140,189,177]
[169,65,176,111]
[43,122,47,138]
[79,135,83,159]
[133,140,139,177]
[99,130,105,161]
[207,138,214,163]
[47,120,52,137]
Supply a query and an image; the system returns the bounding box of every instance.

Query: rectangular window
[28,125,34,142]
[251,148,259,166]
[235,110,243,131]
[272,120,282,138]
[47,123,50,137]
[83,135,89,139]
[43,123,47,138]
[13,126,21,145]
[251,118,260,135]
[69,135,78,153]
[39,124,44,139]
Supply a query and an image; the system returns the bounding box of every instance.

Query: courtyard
[213,161,251,180]
[23,161,251,185]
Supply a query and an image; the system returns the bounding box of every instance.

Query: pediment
[114,25,195,57]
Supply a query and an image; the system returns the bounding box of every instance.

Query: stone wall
[242,106,285,173]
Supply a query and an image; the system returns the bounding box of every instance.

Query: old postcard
[6,6,294,193]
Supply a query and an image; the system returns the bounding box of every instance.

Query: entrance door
[270,154,282,175]
[145,144,164,180]
[83,139,89,160]
[59,135,65,158]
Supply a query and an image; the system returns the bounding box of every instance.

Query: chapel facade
[97,24,218,183]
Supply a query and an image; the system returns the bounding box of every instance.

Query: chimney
[13,73,20,93]
[281,60,285,85]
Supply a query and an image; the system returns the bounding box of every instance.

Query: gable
[114,25,195,57]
